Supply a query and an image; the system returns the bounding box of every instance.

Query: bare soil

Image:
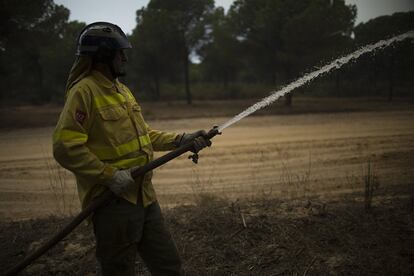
[1,193,413,275]
[0,98,413,274]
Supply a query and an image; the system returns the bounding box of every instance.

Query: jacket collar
[91,70,121,89]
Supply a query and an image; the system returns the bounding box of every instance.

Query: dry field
[1,98,414,275]
[0,99,413,221]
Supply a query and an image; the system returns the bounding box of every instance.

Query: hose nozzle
[206,125,221,139]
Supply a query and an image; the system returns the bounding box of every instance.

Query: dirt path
[0,109,413,220]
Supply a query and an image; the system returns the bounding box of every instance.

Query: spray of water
[218,31,414,132]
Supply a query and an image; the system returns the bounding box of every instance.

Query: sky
[54,0,414,35]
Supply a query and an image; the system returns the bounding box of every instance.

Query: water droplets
[218,31,414,132]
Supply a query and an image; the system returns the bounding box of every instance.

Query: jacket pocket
[99,105,126,121]
[97,105,135,147]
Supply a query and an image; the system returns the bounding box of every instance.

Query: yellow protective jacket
[53,70,178,210]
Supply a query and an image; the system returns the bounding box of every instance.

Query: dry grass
[40,146,78,217]
[1,187,413,275]
[364,159,380,211]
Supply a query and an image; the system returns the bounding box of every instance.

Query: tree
[128,8,180,101]
[197,7,243,89]
[0,0,83,103]
[227,0,356,106]
[281,0,356,103]
[146,0,215,104]
[354,11,414,101]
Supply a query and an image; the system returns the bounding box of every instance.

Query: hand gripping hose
[5,127,220,276]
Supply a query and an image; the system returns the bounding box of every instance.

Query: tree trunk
[284,65,293,107]
[33,54,45,102]
[335,71,341,97]
[272,58,278,85]
[183,45,192,104]
[153,66,160,101]
[372,59,379,94]
[284,93,292,106]
[388,52,395,102]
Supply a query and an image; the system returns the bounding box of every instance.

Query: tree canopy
[0,0,85,103]
[0,0,413,105]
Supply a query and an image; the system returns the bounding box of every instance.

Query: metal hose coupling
[188,126,221,164]
[206,125,222,139]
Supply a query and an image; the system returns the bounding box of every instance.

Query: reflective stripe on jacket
[53,70,178,210]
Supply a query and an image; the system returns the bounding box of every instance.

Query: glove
[105,169,135,197]
[177,130,212,153]
[192,136,211,153]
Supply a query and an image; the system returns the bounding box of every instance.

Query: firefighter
[53,22,210,275]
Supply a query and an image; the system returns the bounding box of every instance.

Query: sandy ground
[0,108,413,221]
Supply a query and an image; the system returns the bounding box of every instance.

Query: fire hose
[5,127,220,276]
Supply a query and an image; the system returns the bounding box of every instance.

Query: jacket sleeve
[53,87,115,183]
[146,124,179,151]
